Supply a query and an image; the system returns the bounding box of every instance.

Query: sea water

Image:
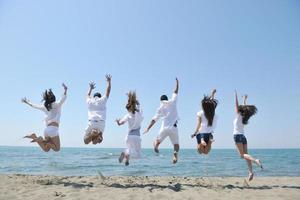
[0,146,299,177]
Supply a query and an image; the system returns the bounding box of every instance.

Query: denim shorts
[234,134,247,145]
[196,133,213,144]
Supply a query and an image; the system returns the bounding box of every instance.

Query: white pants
[125,135,141,159]
[84,120,105,140]
[157,126,179,145]
[44,126,59,138]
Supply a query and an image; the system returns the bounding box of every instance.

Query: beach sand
[0,175,299,200]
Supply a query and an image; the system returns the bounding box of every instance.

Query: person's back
[157,93,178,129]
[126,110,143,132]
[87,96,107,121]
[198,110,218,134]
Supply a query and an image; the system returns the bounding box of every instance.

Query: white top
[197,110,218,134]
[31,94,67,125]
[152,93,179,129]
[120,109,144,132]
[86,96,108,121]
[233,113,244,135]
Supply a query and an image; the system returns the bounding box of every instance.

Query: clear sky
[0,0,299,149]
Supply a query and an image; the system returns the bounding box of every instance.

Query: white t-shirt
[31,94,67,125]
[120,109,144,132]
[152,93,179,130]
[233,113,244,135]
[87,96,108,121]
[197,110,218,134]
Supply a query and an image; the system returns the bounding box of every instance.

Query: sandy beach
[0,175,299,200]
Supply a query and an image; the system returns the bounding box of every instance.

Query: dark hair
[94,92,102,98]
[43,89,56,111]
[160,95,168,101]
[238,105,257,125]
[126,91,139,114]
[201,95,218,126]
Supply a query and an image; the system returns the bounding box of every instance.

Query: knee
[240,154,245,159]
[53,147,60,152]
[84,139,89,145]
[43,148,50,152]
[92,140,98,145]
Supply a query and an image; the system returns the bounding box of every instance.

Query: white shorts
[125,135,142,159]
[44,126,59,138]
[157,126,179,145]
[84,120,105,140]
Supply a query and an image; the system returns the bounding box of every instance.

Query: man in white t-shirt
[144,78,180,164]
[84,74,112,145]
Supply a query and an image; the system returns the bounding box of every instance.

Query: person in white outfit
[191,89,218,155]
[144,78,180,164]
[22,83,68,152]
[116,91,143,166]
[233,90,262,181]
[84,74,112,145]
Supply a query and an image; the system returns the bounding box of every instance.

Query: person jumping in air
[144,78,180,164]
[234,90,263,181]
[84,74,112,145]
[22,83,68,152]
[116,91,143,166]
[191,89,218,155]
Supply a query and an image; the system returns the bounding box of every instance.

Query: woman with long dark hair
[191,89,218,154]
[234,90,262,181]
[22,83,68,152]
[116,91,143,166]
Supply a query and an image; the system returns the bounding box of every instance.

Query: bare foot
[248,173,254,181]
[31,136,43,143]
[173,152,178,164]
[119,152,125,163]
[153,141,159,153]
[125,155,130,166]
[197,148,202,154]
[256,159,263,169]
[23,133,37,139]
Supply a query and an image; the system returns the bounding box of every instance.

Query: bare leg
[45,136,60,152]
[197,144,202,154]
[204,140,212,154]
[199,144,206,154]
[84,130,101,145]
[153,140,160,153]
[236,143,253,181]
[173,144,179,164]
[24,133,50,152]
[124,154,130,166]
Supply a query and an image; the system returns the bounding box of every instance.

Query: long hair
[126,91,139,114]
[43,89,56,111]
[238,105,257,125]
[201,95,218,126]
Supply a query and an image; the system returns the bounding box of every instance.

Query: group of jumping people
[21,75,263,181]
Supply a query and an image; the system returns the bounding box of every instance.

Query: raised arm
[58,83,68,106]
[235,90,239,114]
[105,74,112,98]
[21,97,45,111]
[211,89,217,99]
[243,94,248,105]
[62,83,68,95]
[174,78,179,94]
[87,82,96,97]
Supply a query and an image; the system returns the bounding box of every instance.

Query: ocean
[0,146,299,177]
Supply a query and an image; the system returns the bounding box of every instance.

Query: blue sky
[0,0,299,148]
